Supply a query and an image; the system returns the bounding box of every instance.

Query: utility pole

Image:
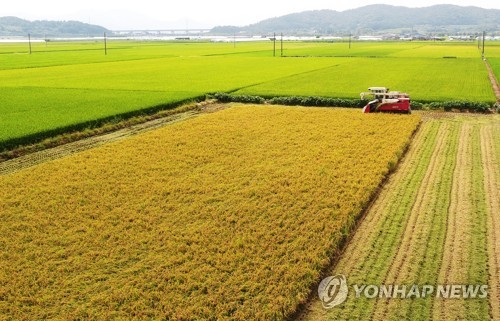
[273,32,276,57]
[28,33,32,54]
[104,32,107,55]
[349,33,352,49]
[233,33,236,48]
[482,31,486,58]
[280,33,283,57]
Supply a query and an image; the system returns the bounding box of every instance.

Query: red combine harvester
[361,87,411,114]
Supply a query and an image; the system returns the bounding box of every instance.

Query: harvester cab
[361,87,411,114]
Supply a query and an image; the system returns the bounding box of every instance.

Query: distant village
[111,29,500,42]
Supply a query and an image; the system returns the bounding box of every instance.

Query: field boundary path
[484,59,500,103]
[0,104,226,176]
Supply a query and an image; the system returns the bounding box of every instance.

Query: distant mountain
[211,4,500,35]
[0,16,110,37]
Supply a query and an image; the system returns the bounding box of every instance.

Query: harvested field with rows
[301,113,500,321]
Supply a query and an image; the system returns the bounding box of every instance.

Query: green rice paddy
[0,40,496,150]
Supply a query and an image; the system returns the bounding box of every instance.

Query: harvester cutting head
[361,87,411,114]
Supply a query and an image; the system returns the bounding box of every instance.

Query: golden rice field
[0,105,420,320]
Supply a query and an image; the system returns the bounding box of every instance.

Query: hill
[211,4,500,35]
[0,16,110,37]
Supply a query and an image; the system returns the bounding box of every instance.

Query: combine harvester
[361,87,411,114]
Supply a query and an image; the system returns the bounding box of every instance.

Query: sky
[3,0,500,30]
